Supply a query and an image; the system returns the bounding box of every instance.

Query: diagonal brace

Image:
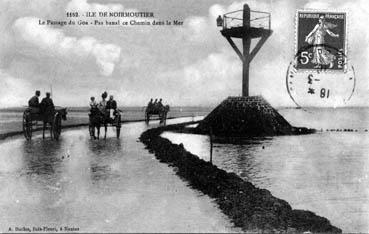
[225,36,244,62]
[249,33,271,62]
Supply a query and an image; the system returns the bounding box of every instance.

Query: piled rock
[196,96,314,136]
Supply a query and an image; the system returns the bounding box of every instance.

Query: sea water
[162,107,369,233]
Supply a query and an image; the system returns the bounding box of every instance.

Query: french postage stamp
[295,10,347,72]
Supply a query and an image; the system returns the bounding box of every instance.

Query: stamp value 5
[296,10,346,71]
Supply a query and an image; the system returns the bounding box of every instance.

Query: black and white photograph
[0,0,368,233]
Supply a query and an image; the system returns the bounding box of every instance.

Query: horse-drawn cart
[89,109,122,139]
[145,105,170,124]
[22,107,67,140]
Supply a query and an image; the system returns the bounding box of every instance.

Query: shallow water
[0,116,241,233]
[0,107,211,135]
[162,108,369,233]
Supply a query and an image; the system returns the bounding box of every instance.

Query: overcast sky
[0,0,368,107]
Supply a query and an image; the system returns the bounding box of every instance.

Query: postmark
[295,10,346,72]
[286,44,355,107]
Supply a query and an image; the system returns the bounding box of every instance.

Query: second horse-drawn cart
[89,108,122,139]
[145,105,170,124]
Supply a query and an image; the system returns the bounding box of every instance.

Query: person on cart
[40,92,54,110]
[89,96,99,116]
[153,98,158,110]
[147,98,154,112]
[89,96,98,109]
[106,95,118,122]
[40,92,55,120]
[99,91,109,120]
[28,90,41,114]
[157,98,164,110]
[99,92,107,110]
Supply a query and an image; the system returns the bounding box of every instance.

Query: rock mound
[197,96,312,136]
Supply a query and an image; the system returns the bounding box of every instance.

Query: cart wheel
[22,111,32,140]
[52,113,62,140]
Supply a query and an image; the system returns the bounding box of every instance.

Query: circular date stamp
[286,44,355,107]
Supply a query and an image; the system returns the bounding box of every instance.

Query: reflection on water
[162,110,369,233]
[22,139,64,176]
[1,116,240,233]
[162,132,369,232]
[0,122,154,232]
[87,139,122,183]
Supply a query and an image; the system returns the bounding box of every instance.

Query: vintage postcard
[0,0,368,233]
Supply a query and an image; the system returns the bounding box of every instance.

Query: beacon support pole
[242,4,251,97]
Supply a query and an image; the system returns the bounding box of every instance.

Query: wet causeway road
[0,118,239,233]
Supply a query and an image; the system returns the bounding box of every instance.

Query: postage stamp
[295,10,347,71]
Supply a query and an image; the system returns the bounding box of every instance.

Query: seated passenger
[106,95,117,119]
[40,92,55,115]
[89,96,99,116]
[99,91,109,118]
[28,90,40,107]
[147,98,153,111]
[157,98,164,109]
[28,90,41,113]
[99,92,107,110]
[153,98,158,110]
[90,97,98,109]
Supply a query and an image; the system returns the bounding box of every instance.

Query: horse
[42,107,67,139]
[159,105,170,124]
[101,110,110,139]
[89,108,104,139]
